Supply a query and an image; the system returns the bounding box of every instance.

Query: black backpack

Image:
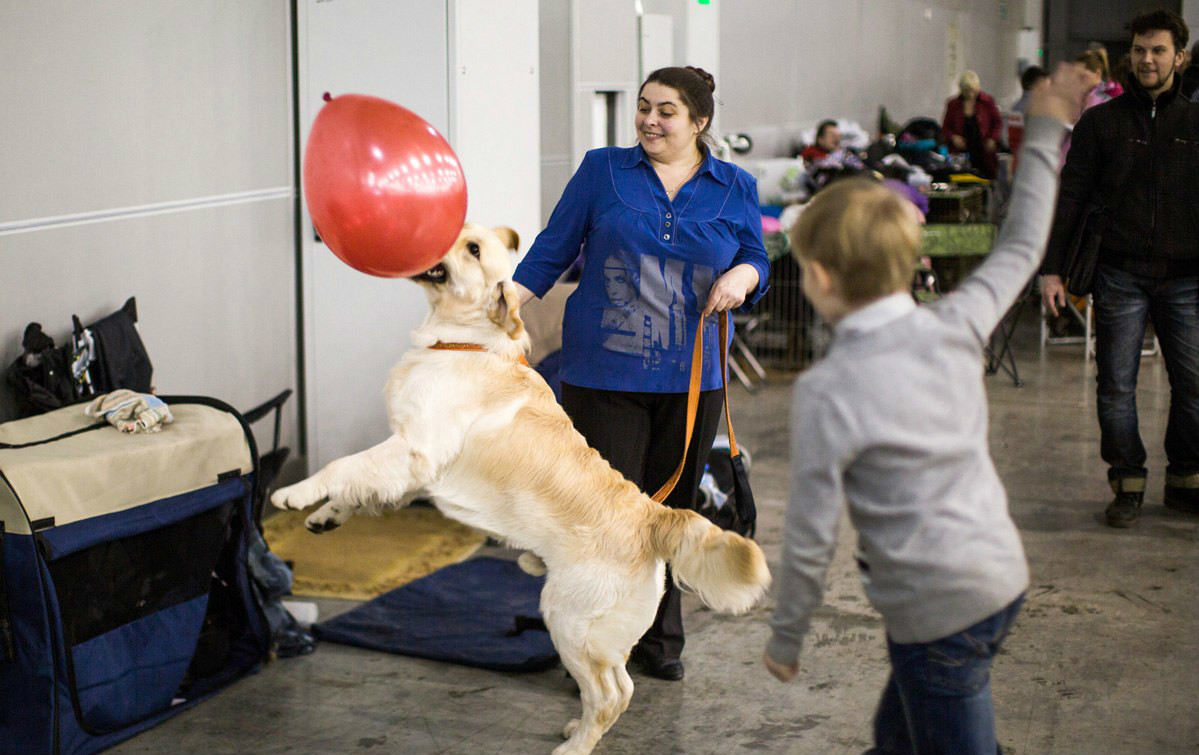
[6,323,77,418]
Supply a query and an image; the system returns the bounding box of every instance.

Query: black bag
[704,445,757,538]
[1065,206,1107,297]
[73,296,154,397]
[6,323,79,418]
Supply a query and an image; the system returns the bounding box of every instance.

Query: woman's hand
[763,652,800,682]
[703,264,760,317]
[514,281,536,306]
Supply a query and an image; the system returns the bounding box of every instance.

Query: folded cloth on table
[84,389,174,433]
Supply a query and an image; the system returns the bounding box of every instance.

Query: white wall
[296,0,450,472]
[539,0,574,225]
[539,0,725,225]
[451,0,541,250]
[0,1,297,459]
[1186,0,1199,44]
[297,0,540,470]
[718,0,1035,157]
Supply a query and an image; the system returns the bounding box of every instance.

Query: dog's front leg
[271,435,432,532]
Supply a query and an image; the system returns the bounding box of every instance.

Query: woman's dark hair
[1129,9,1188,53]
[639,66,716,150]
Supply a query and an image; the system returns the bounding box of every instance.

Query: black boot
[1105,476,1145,528]
[1164,472,1199,515]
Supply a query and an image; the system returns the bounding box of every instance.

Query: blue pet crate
[0,397,271,755]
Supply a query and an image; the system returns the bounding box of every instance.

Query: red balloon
[303,94,468,278]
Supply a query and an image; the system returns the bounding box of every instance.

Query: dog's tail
[649,508,770,614]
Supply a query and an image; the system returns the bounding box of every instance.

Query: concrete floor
[111,316,1198,755]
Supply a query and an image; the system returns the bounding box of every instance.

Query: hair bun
[685,65,716,93]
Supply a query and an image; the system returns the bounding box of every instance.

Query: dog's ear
[493,226,520,252]
[488,280,526,339]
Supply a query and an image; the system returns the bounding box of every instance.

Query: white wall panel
[0,0,296,456]
[297,0,449,470]
[0,1,291,224]
[452,0,541,249]
[719,0,1033,155]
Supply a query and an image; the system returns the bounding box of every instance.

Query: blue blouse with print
[514,145,770,394]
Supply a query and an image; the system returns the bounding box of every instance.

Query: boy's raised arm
[942,64,1091,341]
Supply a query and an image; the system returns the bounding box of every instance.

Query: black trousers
[561,382,725,661]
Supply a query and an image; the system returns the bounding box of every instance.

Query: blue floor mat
[312,556,558,672]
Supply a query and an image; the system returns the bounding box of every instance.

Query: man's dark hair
[1129,9,1189,53]
[816,120,838,139]
[1020,65,1049,91]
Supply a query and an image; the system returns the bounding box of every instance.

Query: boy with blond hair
[763,64,1091,754]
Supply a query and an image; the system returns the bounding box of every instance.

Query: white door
[451,0,541,254]
[297,0,449,470]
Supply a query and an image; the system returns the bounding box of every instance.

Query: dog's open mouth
[412,263,447,284]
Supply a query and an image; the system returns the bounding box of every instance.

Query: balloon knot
[322,92,332,102]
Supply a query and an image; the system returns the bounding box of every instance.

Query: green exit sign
[698,0,710,4]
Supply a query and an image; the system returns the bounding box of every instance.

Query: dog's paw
[517,551,547,576]
[552,738,588,755]
[561,719,579,739]
[304,500,351,533]
[271,479,325,511]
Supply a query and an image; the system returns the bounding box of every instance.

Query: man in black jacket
[1041,9,1199,528]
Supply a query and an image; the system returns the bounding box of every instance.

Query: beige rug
[263,505,486,600]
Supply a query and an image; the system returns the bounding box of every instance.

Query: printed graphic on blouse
[600,252,715,371]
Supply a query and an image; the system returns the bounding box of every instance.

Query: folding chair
[1040,294,1159,363]
[984,278,1035,386]
[729,313,768,393]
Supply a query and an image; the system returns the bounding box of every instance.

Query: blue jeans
[1093,265,1199,480]
[870,596,1024,755]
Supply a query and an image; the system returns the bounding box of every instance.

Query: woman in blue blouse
[514,66,769,681]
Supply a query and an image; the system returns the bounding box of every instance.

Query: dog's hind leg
[552,648,622,755]
[271,435,432,532]
[610,664,634,720]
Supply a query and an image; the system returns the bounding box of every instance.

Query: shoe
[1105,476,1145,529]
[1164,484,1199,515]
[629,647,684,681]
[1105,492,1143,528]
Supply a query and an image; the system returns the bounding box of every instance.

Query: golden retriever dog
[271,222,771,755]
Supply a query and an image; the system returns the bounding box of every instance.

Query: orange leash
[651,310,741,503]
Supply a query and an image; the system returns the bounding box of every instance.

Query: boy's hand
[1028,62,1091,125]
[763,652,800,682]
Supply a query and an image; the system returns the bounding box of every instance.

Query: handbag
[1064,205,1107,297]
[650,311,757,538]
